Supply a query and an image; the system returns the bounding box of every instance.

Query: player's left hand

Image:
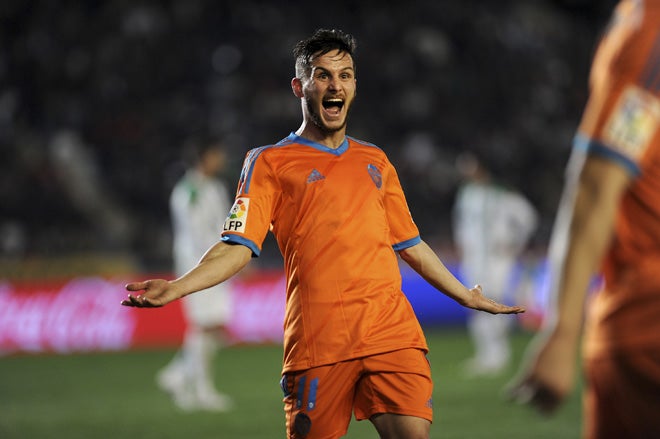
[466,284,525,314]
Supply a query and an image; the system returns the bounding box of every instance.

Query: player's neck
[295,123,346,149]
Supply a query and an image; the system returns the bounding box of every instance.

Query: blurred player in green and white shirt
[453,152,538,376]
[157,136,234,411]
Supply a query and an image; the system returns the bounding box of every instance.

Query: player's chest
[276,154,386,202]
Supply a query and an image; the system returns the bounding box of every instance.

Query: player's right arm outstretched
[122,241,252,308]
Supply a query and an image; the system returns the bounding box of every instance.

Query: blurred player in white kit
[157,135,235,411]
[453,152,538,376]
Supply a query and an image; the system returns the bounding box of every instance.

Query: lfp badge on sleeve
[224,198,249,233]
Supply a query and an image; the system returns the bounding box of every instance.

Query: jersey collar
[286,132,349,156]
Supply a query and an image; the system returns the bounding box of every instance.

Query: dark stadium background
[1,0,617,272]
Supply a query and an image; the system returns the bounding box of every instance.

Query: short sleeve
[381,158,421,250]
[221,148,279,256]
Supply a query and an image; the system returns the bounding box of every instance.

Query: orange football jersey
[575,0,660,356]
[222,133,428,372]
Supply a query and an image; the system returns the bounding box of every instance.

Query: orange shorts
[584,350,660,439]
[280,348,433,439]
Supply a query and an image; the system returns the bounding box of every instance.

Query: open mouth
[322,98,344,115]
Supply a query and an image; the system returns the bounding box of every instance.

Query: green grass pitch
[0,328,582,438]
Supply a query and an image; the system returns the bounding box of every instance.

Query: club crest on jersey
[223,198,249,233]
[367,164,382,189]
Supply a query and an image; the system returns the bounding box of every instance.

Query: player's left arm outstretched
[399,240,525,314]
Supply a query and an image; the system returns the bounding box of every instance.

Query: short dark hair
[293,28,357,78]
[182,134,225,166]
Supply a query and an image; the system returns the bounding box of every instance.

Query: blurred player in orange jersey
[122,28,524,439]
[507,1,660,437]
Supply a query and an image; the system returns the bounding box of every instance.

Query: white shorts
[181,282,232,328]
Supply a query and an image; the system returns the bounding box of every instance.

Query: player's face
[201,147,226,176]
[300,50,356,134]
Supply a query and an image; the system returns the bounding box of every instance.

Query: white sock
[182,328,220,397]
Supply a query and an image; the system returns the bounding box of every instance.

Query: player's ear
[291,77,303,98]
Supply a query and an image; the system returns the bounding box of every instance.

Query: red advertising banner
[0,277,147,354]
[0,272,287,356]
[225,270,286,344]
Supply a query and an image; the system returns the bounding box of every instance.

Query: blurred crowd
[0,0,616,271]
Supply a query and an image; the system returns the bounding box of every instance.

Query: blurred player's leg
[184,326,234,411]
[464,311,511,376]
[156,285,234,411]
[463,261,514,377]
[156,350,196,410]
[156,326,233,411]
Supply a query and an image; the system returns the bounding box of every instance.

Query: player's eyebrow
[312,66,355,76]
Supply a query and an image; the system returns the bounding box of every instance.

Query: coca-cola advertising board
[0,271,287,355]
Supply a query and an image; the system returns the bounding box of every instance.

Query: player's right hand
[121,279,175,308]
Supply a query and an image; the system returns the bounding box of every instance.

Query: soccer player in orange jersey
[507,1,660,437]
[122,29,524,439]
